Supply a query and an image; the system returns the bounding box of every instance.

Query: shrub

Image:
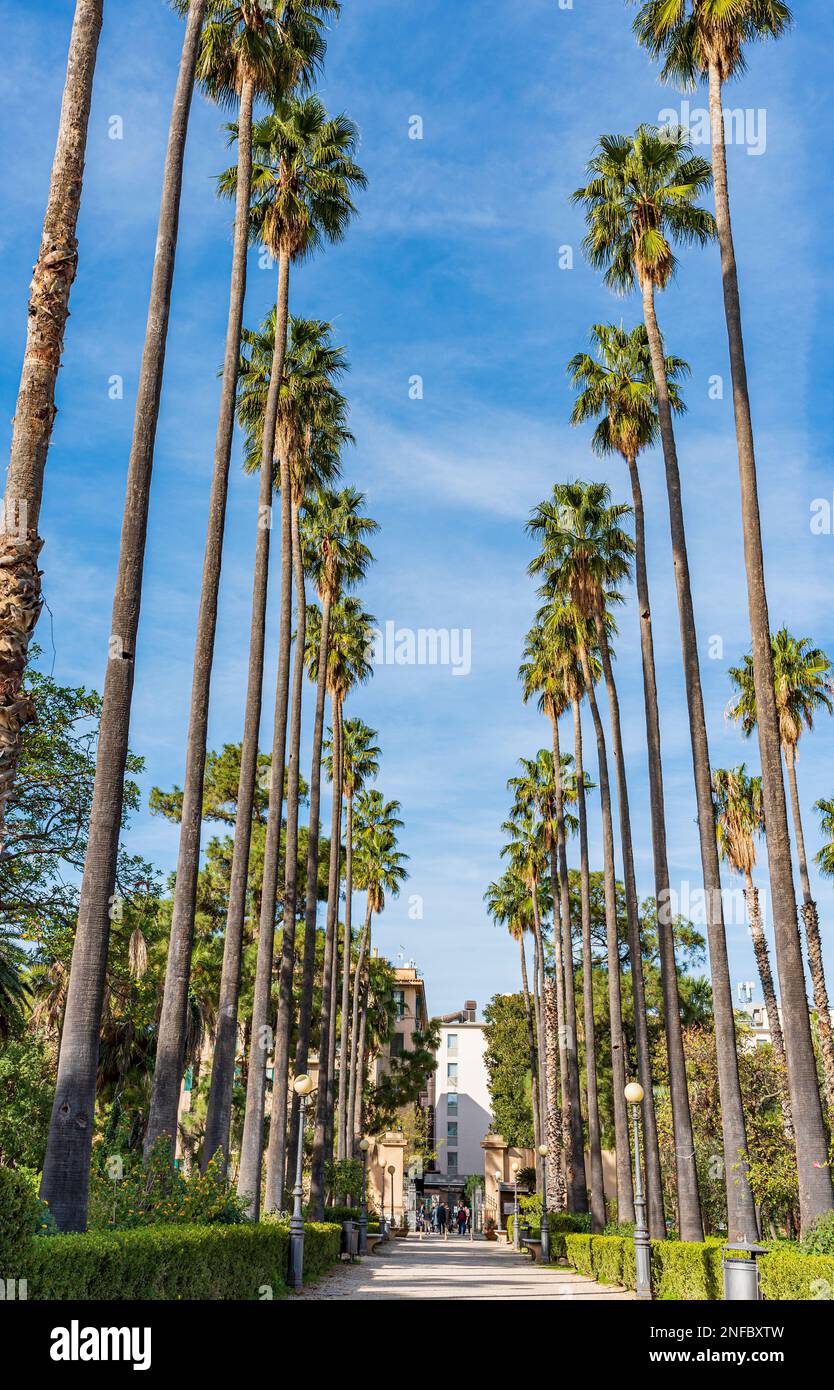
[565,1232,594,1278]
[591,1235,625,1287]
[0,1167,41,1279]
[22,1219,342,1300]
[651,1240,722,1301]
[760,1250,834,1301]
[87,1141,250,1229]
[801,1210,834,1257]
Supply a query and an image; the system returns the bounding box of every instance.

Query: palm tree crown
[188,0,336,106]
[301,486,378,605]
[572,125,715,292]
[631,0,792,86]
[528,480,634,622]
[219,93,366,261]
[306,594,375,702]
[728,627,833,757]
[568,322,688,462]
[713,764,764,878]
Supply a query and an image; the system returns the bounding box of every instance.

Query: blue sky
[3,0,834,1019]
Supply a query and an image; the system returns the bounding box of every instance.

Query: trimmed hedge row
[564,1233,834,1301]
[505,1211,586,1259]
[19,1221,341,1301]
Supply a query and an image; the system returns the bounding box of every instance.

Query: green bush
[87,1141,250,1229]
[801,1210,834,1257]
[650,1240,722,1301]
[760,1250,834,1301]
[22,1219,342,1300]
[591,1235,625,1287]
[565,1232,594,1278]
[0,1167,41,1278]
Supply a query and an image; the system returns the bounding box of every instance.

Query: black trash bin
[341,1221,359,1260]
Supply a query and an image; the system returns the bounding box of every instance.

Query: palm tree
[284,488,377,1189]
[507,748,578,1208]
[529,484,664,1231]
[306,596,375,1217]
[730,631,834,1119]
[519,627,588,1214]
[203,317,348,1187]
[815,800,834,880]
[632,0,811,1211]
[347,791,408,1152]
[713,765,792,1135]
[573,127,761,1240]
[568,323,703,1239]
[162,0,334,1174]
[40,0,207,1232]
[535,605,606,1232]
[334,718,379,1161]
[206,98,364,1205]
[484,870,543,1156]
[241,319,350,1210]
[0,0,104,839]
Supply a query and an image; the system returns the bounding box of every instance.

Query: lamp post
[538,1144,551,1263]
[358,1138,370,1255]
[380,1163,387,1241]
[625,1081,652,1300]
[388,1163,396,1232]
[288,1073,316,1292]
[511,1160,520,1251]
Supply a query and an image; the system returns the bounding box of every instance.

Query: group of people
[417,1201,471,1236]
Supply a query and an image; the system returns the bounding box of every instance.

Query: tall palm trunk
[547,838,572,1193]
[625,452,702,1241]
[285,589,332,1189]
[516,930,541,1157]
[353,967,368,1144]
[234,453,293,1212]
[309,691,343,1216]
[745,872,793,1136]
[594,616,665,1238]
[784,751,834,1117]
[264,498,305,1211]
[551,715,588,1211]
[347,901,373,1155]
[170,79,255,1172]
[528,878,550,1176]
[641,275,759,1241]
[147,246,289,1158]
[573,697,605,1233]
[576,647,633,1222]
[708,64,833,1227]
[0,0,104,837]
[40,3,205,1230]
[544,977,567,1209]
[337,782,355,1160]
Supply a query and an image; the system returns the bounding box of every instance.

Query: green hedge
[0,1168,40,1279]
[564,1232,834,1301]
[760,1251,834,1301]
[506,1211,585,1258]
[22,1220,341,1300]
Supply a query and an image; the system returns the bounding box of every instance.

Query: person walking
[458,1203,468,1236]
[437,1201,447,1237]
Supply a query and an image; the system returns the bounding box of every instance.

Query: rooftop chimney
[465,1000,477,1022]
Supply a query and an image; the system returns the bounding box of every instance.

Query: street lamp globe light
[293,1072,315,1097]
[288,1074,317,1290]
[624,1081,644,1106]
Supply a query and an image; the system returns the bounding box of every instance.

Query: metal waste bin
[341,1221,359,1259]
[722,1242,767,1300]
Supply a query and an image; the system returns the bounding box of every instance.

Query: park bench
[520,1235,543,1262]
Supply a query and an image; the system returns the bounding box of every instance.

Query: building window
[447,1062,458,1084]
[391,1033,404,1057]
[447,1122,458,1140]
[393,989,405,1019]
[447,1033,458,1055]
[447,1092,458,1113]
[447,1151,458,1173]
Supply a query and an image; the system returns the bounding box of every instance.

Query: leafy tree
[483,993,535,1149]
[0,1032,55,1169]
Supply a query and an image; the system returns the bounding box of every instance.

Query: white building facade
[433,1020,492,1183]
